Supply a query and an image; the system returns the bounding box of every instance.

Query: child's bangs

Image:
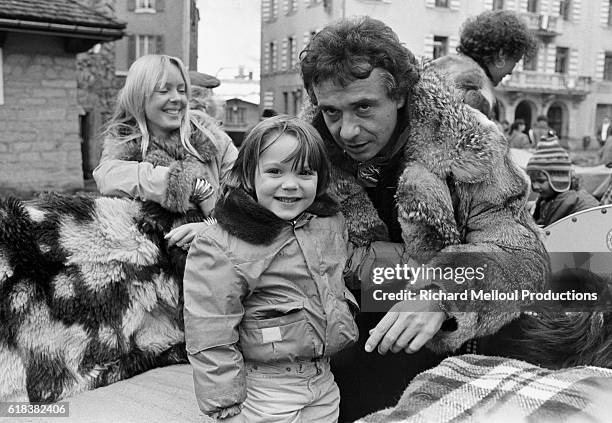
[283,129,324,173]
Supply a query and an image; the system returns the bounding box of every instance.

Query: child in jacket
[183,115,359,422]
[527,134,598,227]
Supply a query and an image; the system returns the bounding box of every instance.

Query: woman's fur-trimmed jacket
[0,113,236,402]
[304,61,549,353]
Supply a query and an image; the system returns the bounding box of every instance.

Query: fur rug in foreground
[0,193,203,402]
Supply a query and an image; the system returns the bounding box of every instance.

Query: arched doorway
[515,100,534,132]
[547,102,566,140]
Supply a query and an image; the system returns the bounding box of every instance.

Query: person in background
[189,70,223,123]
[507,118,531,149]
[527,133,599,227]
[597,116,612,147]
[93,54,237,249]
[432,9,536,118]
[529,115,552,147]
[184,115,358,422]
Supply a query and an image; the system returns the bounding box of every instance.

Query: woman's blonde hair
[103,54,211,161]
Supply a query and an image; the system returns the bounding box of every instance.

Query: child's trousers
[223,357,339,423]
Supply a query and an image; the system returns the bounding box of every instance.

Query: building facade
[0,0,124,193]
[114,0,199,74]
[260,0,612,148]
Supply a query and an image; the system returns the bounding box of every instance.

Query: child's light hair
[225,114,330,197]
[103,54,210,161]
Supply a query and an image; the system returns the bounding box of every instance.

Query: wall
[0,33,83,192]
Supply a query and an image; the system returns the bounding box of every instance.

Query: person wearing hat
[527,132,598,226]
[189,70,222,120]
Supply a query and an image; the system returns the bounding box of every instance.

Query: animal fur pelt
[0,113,228,403]
[0,194,198,402]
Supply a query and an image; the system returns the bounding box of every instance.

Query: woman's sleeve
[93,135,171,203]
[93,159,170,203]
[183,231,248,416]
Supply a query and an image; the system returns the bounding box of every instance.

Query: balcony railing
[500,71,591,94]
[520,12,561,37]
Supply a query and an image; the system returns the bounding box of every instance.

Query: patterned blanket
[358,354,612,423]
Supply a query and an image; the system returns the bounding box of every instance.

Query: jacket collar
[214,188,339,245]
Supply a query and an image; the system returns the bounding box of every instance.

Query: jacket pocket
[326,288,359,356]
[239,308,317,362]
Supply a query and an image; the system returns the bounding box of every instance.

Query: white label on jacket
[261,327,282,343]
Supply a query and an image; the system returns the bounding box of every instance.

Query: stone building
[0,0,124,193]
[261,0,612,149]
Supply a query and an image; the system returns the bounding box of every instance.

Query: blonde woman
[94,54,237,248]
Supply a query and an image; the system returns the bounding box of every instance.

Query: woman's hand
[365,299,447,354]
[164,218,217,250]
[198,196,216,216]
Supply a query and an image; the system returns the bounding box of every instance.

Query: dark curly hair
[299,16,420,104]
[457,10,537,68]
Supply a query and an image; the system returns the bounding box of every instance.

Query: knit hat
[526,132,572,192]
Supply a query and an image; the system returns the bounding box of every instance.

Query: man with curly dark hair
[300,16,547,421]
[433,9,537,117]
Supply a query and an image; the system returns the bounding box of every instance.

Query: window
[288,0,297,13]
[433,36,448,59]
[608,0,612,26]
[527,0,538,13]
[559,0,570,20]
[523,47,538,71]
[137,35,157,58]
[604,52,612,81]
[269,42,277,73]
[492,0,504,10]
[283,91,289,114]
[226,105,246,125]
[0,48,4,105]
[136,0,155,11]
[555,47,569,73]
[287,36,295,69]
[435,0,449,7]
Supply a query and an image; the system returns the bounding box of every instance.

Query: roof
[0,0,125,39]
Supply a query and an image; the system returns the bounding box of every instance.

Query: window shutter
[263,43,270,74]
[601,0,610,27]
[569,48,579,76]
[572,0,581,22]
[425,0,435,8]
[128,0,136,11]
[545,45,556,73]
[262,0,271,21]
[156,35,164,54]
[271,42,277,71]
[128,34,136,65]
[449,0,460,10]
[281,38,288,70]
[263,91,275,109]
[483,0,493,9]
[291,37,298,69]
[596,51,605,80]
[273,0,279,18]
[423,34,434,59]
[550,0,560,15]
[449,36,459,55]
[156,0,164,12]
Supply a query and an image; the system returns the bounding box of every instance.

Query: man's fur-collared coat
[304,61,549,353]
[0,113,234,402]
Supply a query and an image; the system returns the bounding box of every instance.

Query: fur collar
[214,189,339,245]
